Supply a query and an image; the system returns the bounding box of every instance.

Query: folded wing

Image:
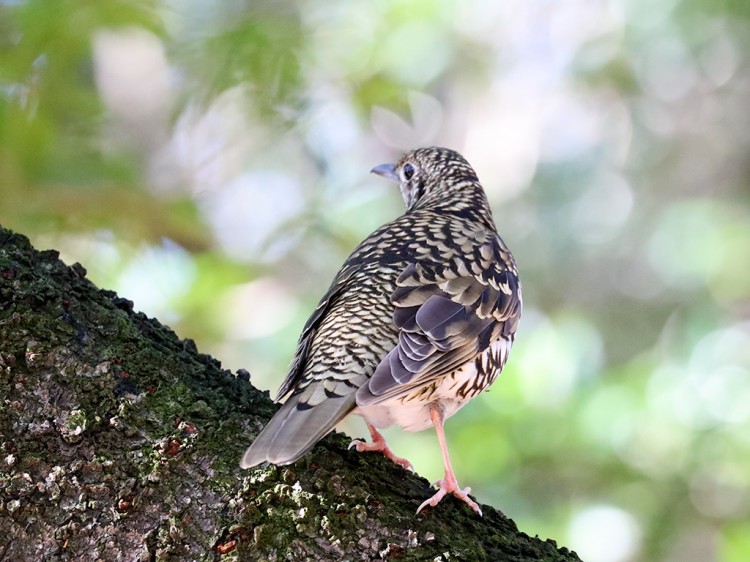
[357,235,521,406]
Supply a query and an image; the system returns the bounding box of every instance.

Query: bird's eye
[402,163,415,181]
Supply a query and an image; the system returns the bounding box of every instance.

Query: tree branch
[0,225,580,561]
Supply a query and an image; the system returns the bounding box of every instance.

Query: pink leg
[417,406,482,516]
[349,423,414,470]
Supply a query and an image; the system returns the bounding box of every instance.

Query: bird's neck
[414,181,497,231]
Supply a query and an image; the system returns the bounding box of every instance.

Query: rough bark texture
[0,225,581,562]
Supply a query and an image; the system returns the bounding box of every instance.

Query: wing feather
[357,234,521,406]
[274,265,356,401]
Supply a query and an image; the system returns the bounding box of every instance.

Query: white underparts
[355,337,511,432]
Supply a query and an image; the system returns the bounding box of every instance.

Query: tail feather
[240,392,356,468]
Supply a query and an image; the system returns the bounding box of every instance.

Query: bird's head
[371,147,480,210]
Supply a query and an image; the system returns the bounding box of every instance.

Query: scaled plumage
[241,147,522,515]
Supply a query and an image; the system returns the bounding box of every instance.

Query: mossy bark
[0,225,581,562]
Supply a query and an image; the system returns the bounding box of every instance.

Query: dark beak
[370,163,399,182]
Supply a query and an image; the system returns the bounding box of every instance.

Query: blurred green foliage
[2,1,749,561]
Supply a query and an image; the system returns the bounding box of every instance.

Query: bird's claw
[417,479,482,516]
[348,438,414,471]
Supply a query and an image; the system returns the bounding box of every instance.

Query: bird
[241,147,522,515]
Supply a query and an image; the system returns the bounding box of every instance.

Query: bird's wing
[241,263,366,468]
[356,233,521,405]
[274,264,357,401]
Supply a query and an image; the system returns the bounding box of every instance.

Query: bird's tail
[240,392,357,468]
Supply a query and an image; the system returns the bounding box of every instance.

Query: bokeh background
[2,1,749,560]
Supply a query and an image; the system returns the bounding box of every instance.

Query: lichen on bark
[0,226,580,561]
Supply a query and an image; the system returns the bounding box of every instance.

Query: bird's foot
[417,474,482,516]
[348,439,414,471]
